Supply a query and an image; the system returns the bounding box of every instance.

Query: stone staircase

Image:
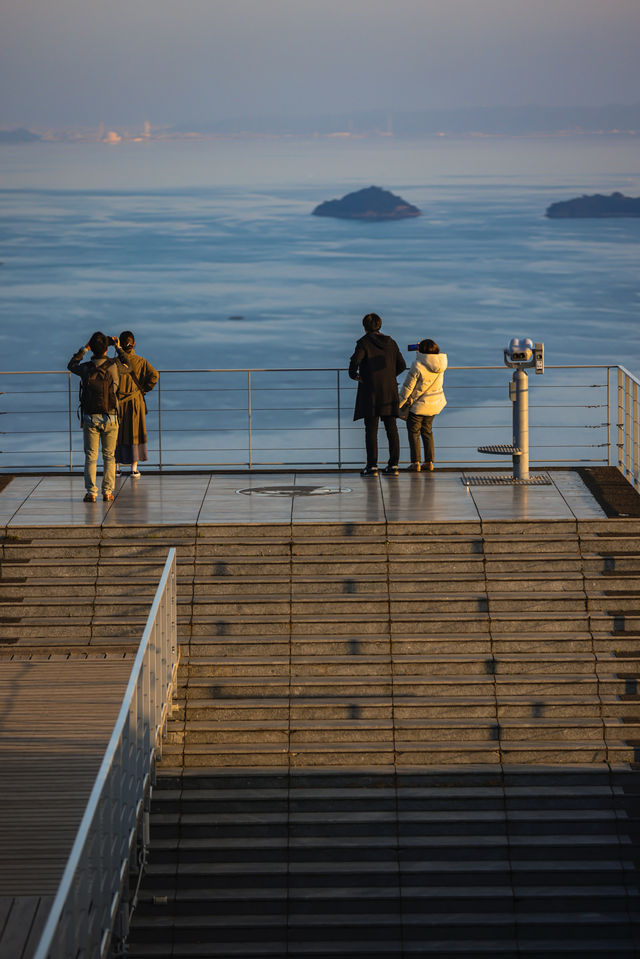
[155,519,640,770]
[129,767,640,958]
[124,518,640,957]
[3,519,640,956]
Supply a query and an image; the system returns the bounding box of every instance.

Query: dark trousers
[364,414,399,468]
[407,411,435,464]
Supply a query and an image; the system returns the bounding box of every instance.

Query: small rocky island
[546,192,640,218]
[312,185,421,221]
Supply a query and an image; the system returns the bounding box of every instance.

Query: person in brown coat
[115,331,159,477]
[348,313,406,476]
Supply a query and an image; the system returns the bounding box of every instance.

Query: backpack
[79,361,118,417]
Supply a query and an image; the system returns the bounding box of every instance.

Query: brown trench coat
[116,353,159,446]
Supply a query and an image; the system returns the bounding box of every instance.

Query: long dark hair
[119,330,135,353]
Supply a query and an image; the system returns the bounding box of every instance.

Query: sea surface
[0,135,639,468]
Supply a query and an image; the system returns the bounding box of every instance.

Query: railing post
[607,366,612,466]
[67,372,73,473]
[336,370,342,470]
[618,368,624,473]
[626,373,632,481]
[634,380,639,490]
[247,370,252,470]
[157,374,163,472]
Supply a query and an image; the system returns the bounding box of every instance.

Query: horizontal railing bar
[1,458,610,472]
[0,364,616,377]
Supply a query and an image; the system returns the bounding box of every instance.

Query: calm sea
[0,135,639,468]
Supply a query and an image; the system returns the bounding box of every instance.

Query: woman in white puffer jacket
[398,338,448,471]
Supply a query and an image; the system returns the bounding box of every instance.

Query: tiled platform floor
[0,470,605,526]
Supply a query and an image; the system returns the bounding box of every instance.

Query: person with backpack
[68,331,129,502]
[115,331,158,478]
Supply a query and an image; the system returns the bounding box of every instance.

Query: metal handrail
[0,364,623,476]
[33,548,178,959]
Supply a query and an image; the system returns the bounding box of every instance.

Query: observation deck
[2,464,640,958]
[2,358,640,957]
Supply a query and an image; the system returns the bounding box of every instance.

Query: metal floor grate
[462,473,553,487]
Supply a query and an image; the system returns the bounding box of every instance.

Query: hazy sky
[2,0,639,128]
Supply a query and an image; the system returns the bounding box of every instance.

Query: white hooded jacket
[398,352,448,416]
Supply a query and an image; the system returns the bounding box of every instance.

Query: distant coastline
[546,192,640,218]
[2,101,640,144]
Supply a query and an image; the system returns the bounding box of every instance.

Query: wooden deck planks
[0,896,53,959]
[0,660,132,899]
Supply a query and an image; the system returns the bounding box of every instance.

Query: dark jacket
[349,332,407,420]
[67,347,129,415]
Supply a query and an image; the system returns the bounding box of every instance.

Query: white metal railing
[0,364,630,479]
[617,366,640,491]
[33,548,178,959]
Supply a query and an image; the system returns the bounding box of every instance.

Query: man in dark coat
[349,313,406,476]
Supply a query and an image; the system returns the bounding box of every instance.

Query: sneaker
[406,462,421,472]
[381,465,399,476]
[422,461,434,472]
[131,470,141,478]
[83,492,97,503]
[103,492,114,502]
[360,466,378,477]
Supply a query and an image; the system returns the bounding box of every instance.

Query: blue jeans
[83,413,118,495]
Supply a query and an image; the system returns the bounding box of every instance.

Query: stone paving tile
[551,471,607,519]
[383,473,480,523]
[6,476,110,527]
[0,478,44,526]
[103,474,211,527]
[465,472,577,521]
[200,472,296,524]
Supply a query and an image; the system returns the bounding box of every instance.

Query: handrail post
[336,369,342,470]
[607,366,611,466]
[634,379,639,489]
[67,372,73,473]
[618,368,624,473]
[247,370,252,470]
[625,373,632,481]
[157,374,163,472]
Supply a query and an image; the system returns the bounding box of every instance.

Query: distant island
[546,192,640,218]
[312,186,421,221]
[0,128,41,144]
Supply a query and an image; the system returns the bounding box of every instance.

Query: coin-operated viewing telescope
[504,337,544,374]
[478,337,545,481]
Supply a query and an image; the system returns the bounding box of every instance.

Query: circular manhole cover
[236,485,352,497]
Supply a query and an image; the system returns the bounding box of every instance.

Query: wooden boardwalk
[0,659,133,959]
